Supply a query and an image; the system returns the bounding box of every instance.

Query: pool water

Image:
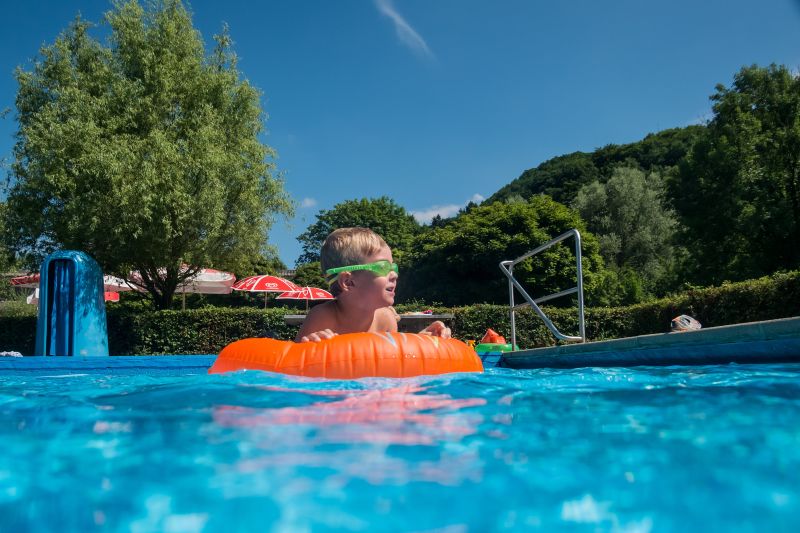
[1,358,798,531]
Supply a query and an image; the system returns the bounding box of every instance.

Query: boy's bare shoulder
[296,301,339,339]
[307,300,337,316]
[376,306,399,332]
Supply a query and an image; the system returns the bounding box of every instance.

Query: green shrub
[0,315,37,354]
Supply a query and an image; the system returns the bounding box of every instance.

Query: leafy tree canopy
[670,64,800,284]
[0,203,16,272]
[291,261,327,289]
[296,196,421,265]
[2,0,292,309]
[487,152,600,206]
[487,126,705,206]
[573,166,682,298]
[399,195,606,306]
[237,247,286,278]
[592,126,706,173]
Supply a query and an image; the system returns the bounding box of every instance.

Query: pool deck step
[499,316,800,369]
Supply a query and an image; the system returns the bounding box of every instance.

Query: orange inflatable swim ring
[208,332,483,379]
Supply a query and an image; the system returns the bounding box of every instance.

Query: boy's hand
[419,320,451,339]
[298,329,338,343]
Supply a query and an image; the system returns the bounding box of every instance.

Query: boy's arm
[419,320,451,338]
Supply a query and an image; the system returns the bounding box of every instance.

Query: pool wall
[0,355,216,375]
[500,316,800,369]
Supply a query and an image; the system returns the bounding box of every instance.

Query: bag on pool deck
[670,315,702,332]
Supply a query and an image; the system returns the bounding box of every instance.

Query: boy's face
[351,244,397,307]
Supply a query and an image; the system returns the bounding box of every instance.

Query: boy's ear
[337,272,355,291]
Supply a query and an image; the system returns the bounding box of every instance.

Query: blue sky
[1,0,799,267]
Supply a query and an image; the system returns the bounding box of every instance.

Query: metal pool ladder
[499,229,586,348]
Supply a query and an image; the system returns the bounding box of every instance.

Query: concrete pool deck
[500,316,800,369]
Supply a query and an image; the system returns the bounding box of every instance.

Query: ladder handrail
[499,229,586,347]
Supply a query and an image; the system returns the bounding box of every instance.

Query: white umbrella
[131,266,236,309]
[177,268,236,309]
[102,275,135,292]
[175,268,236,295]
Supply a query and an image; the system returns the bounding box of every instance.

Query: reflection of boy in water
[296,227,450,342]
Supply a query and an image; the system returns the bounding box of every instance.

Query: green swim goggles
[325,260,399,285]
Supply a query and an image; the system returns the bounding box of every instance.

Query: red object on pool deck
[208,332,484,379]
[480,328,506,344]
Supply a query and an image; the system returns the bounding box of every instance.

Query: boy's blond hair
[321,227,388,296]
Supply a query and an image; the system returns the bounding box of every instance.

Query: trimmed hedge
[109,308,298,355]
[2,271,799,355]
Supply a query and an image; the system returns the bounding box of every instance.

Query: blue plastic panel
[34,251,109,357]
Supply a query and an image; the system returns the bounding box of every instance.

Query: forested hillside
[486,125,706,205]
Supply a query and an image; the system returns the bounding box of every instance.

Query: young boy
[296,227,451,342]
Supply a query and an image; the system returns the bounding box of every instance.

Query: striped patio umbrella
[10,274,40,288]
[276,286,334,311]
[231,275,300,308]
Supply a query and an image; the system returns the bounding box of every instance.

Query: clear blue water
[1,357,799,532]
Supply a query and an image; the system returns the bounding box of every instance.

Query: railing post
[574,230,586,342]
[499,229,586,347]
[508,262,517,349]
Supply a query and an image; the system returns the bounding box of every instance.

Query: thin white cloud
[411,194,485,224]
[687,109,713,126]
[374,0,433,59]
[412,204,461,223]
[300,197,317,208]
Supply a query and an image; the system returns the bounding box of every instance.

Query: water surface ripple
[1,361,798,532]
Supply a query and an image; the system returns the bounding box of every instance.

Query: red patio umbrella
[231,275,300,308]
[276,286,334,311]
[10,274,40,288]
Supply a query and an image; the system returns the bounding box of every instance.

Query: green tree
[238,247,286,278]
[670,64,800,283]
[400,195,607,306]
[292,261,327,289]
[592,126,705,173]
[0,203,15,272]
[296,196,420,265]
[573,166,681,298]
[3,0,292,309]
[487,152,601,205]
[430,214,446,228]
